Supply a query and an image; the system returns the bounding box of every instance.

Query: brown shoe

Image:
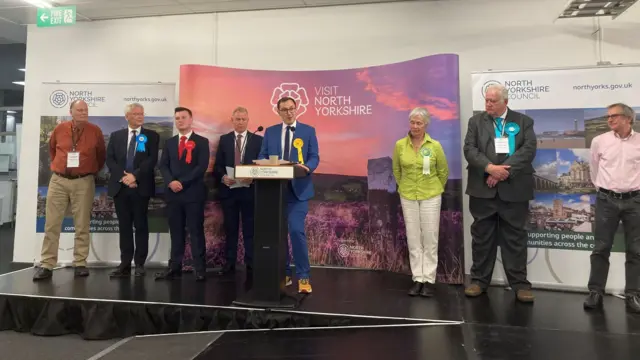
[464,284,484,297]
[516,289,535,303]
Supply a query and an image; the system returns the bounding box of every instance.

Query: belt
[54,172,92,180]
[598,187,640,200]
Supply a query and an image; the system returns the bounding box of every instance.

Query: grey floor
[0,225,119,360]
[0,225,220,360]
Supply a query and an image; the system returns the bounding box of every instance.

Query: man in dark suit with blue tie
[156,106,211,282]
[106,103,159,277]
[259,97,320,294]
[463,84,536,303]
[214,107,263,275]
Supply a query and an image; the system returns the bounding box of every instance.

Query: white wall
[16,0,640,276]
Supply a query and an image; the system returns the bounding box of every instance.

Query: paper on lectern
[225,166,250,188]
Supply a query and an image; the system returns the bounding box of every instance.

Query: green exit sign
[37,6,76,28]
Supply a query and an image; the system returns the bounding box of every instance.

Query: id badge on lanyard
[494,119,509,154]
[67,126,83,168]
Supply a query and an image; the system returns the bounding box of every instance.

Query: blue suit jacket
[258,121,319,201]
[159,133,210,203]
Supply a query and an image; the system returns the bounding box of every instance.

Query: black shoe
[33,267,53,281]
[408,282,423,296]
[109,266,131,278]
[154,269,182,280]
[135,266,145,277]
[217,263,235,275]
[195,272,206,282]
[420,282,435,297]
[583,291,604,310]
[626,294,640,313]
[74,266,89,277]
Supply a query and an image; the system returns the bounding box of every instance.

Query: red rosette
[185,140,196,164]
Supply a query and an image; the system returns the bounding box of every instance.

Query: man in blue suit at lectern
[156,106,210,282]
[259,96,320,294]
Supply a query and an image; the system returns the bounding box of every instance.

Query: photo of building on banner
[35,115,174,233]
[519,107,639,252]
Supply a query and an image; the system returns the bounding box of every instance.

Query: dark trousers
[167,200,206,273]
[114,187,150,267]
[469,195,531,291]
[221,188,254,267]
[588,192,640,295]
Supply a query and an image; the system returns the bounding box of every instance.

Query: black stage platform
[1,266,639,359]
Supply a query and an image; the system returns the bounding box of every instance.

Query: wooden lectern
[231,163,302,308]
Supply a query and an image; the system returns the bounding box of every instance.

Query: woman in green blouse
[392,107,449,297]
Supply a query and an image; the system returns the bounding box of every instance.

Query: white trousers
[400,195,442,284]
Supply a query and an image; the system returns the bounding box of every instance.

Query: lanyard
[236,133,248,161]
[71,125,84,151]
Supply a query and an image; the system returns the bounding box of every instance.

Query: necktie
[235,134,243,165]
[126,130,137,172]
[179,136,187,158]
[494,117,504,138]
[283,126,291,161]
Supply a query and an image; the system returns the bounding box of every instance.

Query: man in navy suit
[214,106,263,275]
[156,106,210,281]
[106,103,159,277]
[259,96,320,294]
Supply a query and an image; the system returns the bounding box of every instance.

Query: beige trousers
[40,173,95,269]
[400,195,442,284]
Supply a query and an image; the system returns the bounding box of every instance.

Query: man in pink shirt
[585,103,640,313]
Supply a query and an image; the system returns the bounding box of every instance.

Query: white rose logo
[482,80,502,99]
[337,244,350,258]
[50,90,69,108]
[270,83,310,117]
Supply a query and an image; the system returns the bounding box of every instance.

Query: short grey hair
[124,103,144,114]
[485,84,509,102]
[608,103,636,124]
[232,106,249,115]
[409,107,431,126]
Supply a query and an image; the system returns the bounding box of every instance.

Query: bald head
[70,100,89,123]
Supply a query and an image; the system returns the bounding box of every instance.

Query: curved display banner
[179,54,464,283]
[471,65,640,293]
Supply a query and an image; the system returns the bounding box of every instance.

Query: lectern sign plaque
[236,165,294,179]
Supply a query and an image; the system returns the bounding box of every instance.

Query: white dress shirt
[281,120,297,159]
[178,131,193,141]
[128,126,142,151]
[492,108,508,137]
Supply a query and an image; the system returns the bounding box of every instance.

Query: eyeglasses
[605,114,626,119]
[279,108,296,113]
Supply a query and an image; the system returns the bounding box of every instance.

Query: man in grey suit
[463,84,536,303]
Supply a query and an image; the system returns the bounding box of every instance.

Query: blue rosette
[136,134,147,152]
[504,123,520,156]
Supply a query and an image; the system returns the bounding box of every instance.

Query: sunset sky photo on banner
[179,54,461,178]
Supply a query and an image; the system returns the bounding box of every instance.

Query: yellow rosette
[293,138,304,165]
